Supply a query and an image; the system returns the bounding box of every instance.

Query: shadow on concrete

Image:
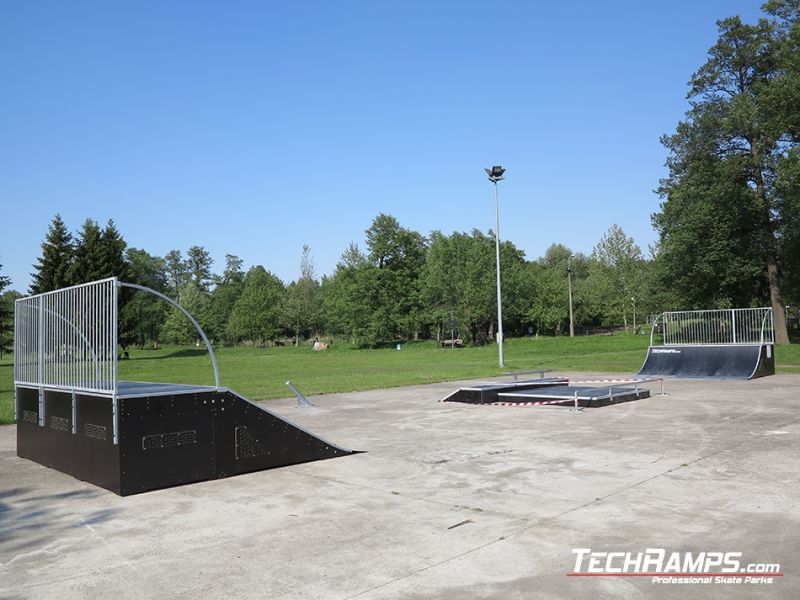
[0,486,118,558]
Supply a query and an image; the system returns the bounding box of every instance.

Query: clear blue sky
[0,0,765,291]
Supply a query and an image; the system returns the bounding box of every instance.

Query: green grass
[2,333,799,424]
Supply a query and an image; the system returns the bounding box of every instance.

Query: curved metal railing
[119,281,220,388]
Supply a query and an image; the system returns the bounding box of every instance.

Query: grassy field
[2,333,799,424]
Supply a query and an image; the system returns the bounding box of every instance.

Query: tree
[68,219,104,283]
[221,254,245,285]
[422,229,527,344]
[186,246,214,292]
[523,245,580,335]
[283,245,322,344]
[162,281,210,344]
[592,225,644,332]
[654,7,797,343]
[164,250,187,296]
[100,220,128,281]
[322,243,372,343]
[120,248,169,347]
[68,218,128,287]
[30,214,74,293]
[227,266,285,344]
[205,254,246,344]
[0,260,14,358]
[363,214,427,341]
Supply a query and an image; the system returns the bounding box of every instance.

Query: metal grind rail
[570,377,666,396]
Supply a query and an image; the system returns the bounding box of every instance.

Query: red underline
[567,573,784,577]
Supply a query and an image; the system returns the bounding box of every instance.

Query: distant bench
[502,368,554,381]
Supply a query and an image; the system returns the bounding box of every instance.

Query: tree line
[7,212,653,349]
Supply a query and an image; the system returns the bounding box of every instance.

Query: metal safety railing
[14,277,221,445]
[14,277,118,395]
[650,308,774,346]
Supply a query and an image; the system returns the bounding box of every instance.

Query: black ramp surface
[637,344,774,380]
[441,378,568,404]
[497,385,650,408]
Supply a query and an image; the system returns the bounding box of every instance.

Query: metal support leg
[287,381,315,408]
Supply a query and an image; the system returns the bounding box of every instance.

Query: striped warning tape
[570,378,648,384]
[491,399,575,407]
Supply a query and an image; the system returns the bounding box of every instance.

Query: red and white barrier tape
[570,378,646,384]
[491,399,575,407]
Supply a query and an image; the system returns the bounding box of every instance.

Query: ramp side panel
[118,389,355,495]
[638,344,769,380]
[752,344,776,379]
[215,390,355,478]
[118,392,216,496]
[18,387,121,494]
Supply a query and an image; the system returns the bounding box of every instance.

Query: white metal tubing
[14,279,117,395]
[119,281,221,388]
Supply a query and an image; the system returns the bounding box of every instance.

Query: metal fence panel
[14,278,118,395]
[653,307,773,346]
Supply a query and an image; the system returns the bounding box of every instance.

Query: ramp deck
[496,385,650,408]
[440,377,568,404]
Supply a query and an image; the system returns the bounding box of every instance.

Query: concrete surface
[1,373,798,599]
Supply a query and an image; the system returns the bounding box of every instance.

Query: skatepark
[2,279,797,599]
[2,372,798,599]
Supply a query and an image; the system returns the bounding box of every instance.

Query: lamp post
[485,165,506,368]
[631,296,637,333]
[567,254,575,338]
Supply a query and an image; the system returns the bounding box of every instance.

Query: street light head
[485,165,505,182]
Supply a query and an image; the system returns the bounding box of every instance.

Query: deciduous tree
[227,266,285,344]
[654,6,798,343]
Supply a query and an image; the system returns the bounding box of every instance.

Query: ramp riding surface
[637,343,775,380]
[440,378,568,404]
[496,385,651,408]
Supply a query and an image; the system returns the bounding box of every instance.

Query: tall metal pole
[493,180,504,368]
[567,254,574,338]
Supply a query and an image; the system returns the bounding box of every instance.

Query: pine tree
[164,250,187,295]
[30,214,74,293]
[186,246,214,291]
[68,219,104,284]
[100,219,128,280]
